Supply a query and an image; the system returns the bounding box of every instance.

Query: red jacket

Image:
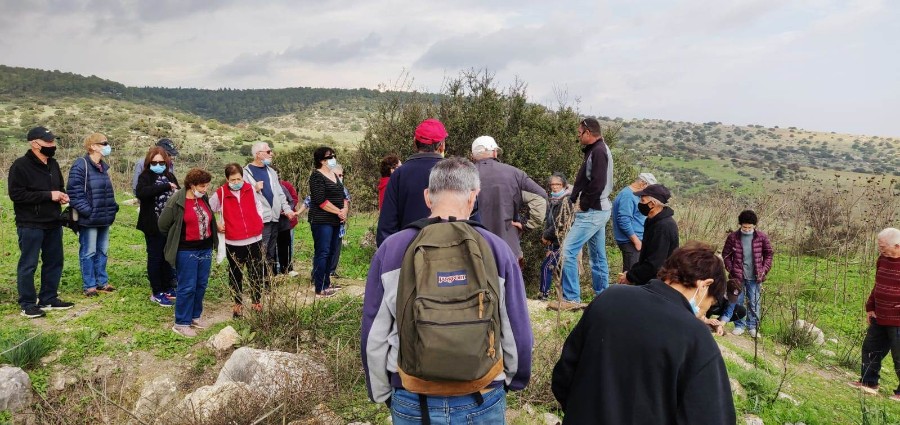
[217,184,264,241]
[722,229,774,282]
[866,256,900,326]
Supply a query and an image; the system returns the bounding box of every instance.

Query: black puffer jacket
[626,207,679,285]
[7,150,65,229]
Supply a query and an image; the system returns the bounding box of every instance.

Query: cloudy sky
[1,0,898,136]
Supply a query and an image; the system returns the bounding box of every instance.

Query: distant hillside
[0,65,390,123]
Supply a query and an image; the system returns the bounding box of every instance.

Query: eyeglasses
[149,161,166,166]
[324,154,336,159]
[262,150,272,154]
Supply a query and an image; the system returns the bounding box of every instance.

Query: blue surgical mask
[741,229,754,236]
[262,158,272,166]
[100,145,112,156]
[689,287,701,316]
[327,158,337,168]
[229,183,243,191]
[150,164,166,174]
[551,190,566,198]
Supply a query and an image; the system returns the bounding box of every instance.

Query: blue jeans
[78,226,110,290]
[174,249,212,326]
[310,223,340,293]
[860,321,900,394]
[560,208,611,302]
[391,387,506,424]
[16,226,64,309]
[734,279,760,330]
[540,247,559,295]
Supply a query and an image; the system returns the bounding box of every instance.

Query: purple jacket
[360,223,534,403]
[722,229,774,282]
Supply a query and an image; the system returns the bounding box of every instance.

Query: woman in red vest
[209,163,266,318]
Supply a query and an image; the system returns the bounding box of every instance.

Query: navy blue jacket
[67,155,119,227]
[376,152,443,246]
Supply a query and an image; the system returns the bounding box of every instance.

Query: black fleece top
[552,280,735,424]
[7,150,65,229]
[626,206,679,285]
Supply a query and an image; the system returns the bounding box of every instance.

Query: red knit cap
[414,118,448,145]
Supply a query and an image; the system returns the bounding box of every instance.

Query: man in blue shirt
[612,172,656,273]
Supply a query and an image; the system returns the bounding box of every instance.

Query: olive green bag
[396,218,503,396]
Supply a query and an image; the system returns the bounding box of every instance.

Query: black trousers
[226,241,264,304]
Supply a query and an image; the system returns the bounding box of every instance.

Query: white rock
[216,347,333,401]
[0,366,32,412]
[820,349,836,357]
[792,320,825,346]
[544,412,562,425]
[730,378,746,398]
[523,403,537,416]
[176,382,261,423]
[131,374,179,423]
[778,392,800,406]
[208,325,241,351]
[828,338,838,344]
[745,414,765,425]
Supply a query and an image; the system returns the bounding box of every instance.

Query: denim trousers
[78,226,110,290]
[560,208,611,302]
[145,232,175,294]
[174,248,212,326]
[391,387,507,425]
[310,223,340,292]
[860,321,900,394]
[734,279,760,330]
[540,247,559,295]
[16,226,64,309]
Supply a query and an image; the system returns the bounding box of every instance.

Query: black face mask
[39,145,57,158]
[637,202,652,216]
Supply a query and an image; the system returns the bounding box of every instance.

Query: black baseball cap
[27,126,58,142]
[634,184,672,204]
[156,138,179,157]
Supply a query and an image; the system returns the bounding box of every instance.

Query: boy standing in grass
[849,227,900,401]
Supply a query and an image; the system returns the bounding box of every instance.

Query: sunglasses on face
[150,161,166,166]
[262,150,272,154]
[324,154,336,159]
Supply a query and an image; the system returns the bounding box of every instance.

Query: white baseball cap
[471,136,501,155]
[638,172,657,185]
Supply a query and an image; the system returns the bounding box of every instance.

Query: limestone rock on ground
[172,382,261,424]
[0,365,32,412]
[730,378,747,398]
[208,325,241,351]
[131,374,180,424]
[216,347,333,402]
[544,411,562,425]
[745,414,765,425]
[778,392,800,406]
[288,403,343,425]
[792,320,825,346]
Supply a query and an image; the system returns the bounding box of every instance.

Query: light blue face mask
[741,229,754,235]
[229,183,243,191]
[327,158,337,168]
[689,287,702,316]
[262,158,272,166]
[551,190,566,198]
[150,164,166,174]
[100,145,112,156]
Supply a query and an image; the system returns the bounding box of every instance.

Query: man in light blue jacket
[243,142,296,276]
[611,172,656,272]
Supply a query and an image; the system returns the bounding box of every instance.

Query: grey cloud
[283,33,382,64]
[414,24,580,71]
[212,52,276,78]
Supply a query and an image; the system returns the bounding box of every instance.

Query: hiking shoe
[40,299,74,310]
[749,329,760,338]
[83,288,99,297]
[21,305,46,319]
[330,272,342,279]
[190,318,208,329]
[537,292,549,301]
[172,325,197,338]
[97,284,116,293]
[732,327,745,336]
[847,381,879,395]
[315,290,336,299]
[150,293,174,307]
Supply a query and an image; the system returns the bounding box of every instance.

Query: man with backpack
[362,157,533,424]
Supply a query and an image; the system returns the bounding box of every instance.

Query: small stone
[828,338,838,344]
[208,325,241,351]
[544,412,562,425]
[0,366,32,412]
[523,403,537,416]
[792,320,825,346]
[778,392,800,406]
[745,414,764,425]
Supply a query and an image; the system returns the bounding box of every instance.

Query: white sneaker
[732,327,745,336]
[749,329,760,338]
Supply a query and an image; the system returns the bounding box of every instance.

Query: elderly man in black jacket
[618,184,680,285]
[8,127,75,318]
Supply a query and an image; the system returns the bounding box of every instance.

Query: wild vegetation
[0,66,898,423]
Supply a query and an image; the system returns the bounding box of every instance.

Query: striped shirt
[307,171,345,226]
[866,256,900,326]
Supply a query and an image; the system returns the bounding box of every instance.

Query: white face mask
[193,190,204,199]
[326,158,337,168]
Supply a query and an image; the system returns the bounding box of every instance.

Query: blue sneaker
[151,293,174,307]
[164,290,177,300]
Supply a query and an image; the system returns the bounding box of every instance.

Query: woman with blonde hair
[67,132,119,297]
